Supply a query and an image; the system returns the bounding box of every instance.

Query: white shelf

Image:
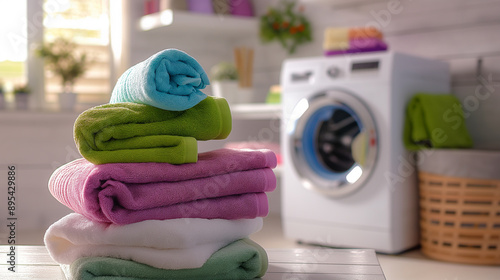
[0,110,80,124]
[139,10,258,37]
[273,165,282,178]
[231,103,282,119]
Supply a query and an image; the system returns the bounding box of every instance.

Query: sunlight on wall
[0,0,27,62]
[42,0,111,103]
[0,0,27,95]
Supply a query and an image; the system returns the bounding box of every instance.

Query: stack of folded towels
[44,49,276,280]
[323,26,388,56]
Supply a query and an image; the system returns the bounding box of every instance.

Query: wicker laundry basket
[417,150,500,265]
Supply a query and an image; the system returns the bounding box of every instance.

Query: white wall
[126,0,500,150]
[122,0,500,215]
[0,112,77,243]
[4,1,498,238]
[124,1,276,153]
[255,0,500,149]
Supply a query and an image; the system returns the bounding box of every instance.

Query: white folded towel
[44,213,263,269]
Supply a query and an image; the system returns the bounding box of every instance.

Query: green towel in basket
[74,96,231,165]
[403,93,473,150]
[69,239,268,280]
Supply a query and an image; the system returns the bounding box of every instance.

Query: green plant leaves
[259,0,312,54]
[35,37,90,92]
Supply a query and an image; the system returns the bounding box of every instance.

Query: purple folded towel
[324,38,388,56]
[48,149,277,224]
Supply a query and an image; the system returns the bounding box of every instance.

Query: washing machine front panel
[288,89,377,198]
[281,52,451,253]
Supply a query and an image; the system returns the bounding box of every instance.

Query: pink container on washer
[188,0,214,14]
[230,0,253,17]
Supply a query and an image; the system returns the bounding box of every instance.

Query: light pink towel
[48,149,277,224]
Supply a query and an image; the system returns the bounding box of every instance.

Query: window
[0,0,27,99]
[43,0,110,105]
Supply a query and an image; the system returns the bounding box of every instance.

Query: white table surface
[0,245,385,279]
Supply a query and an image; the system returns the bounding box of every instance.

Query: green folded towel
[74,96,232,164]
[69,239,268,280]
[404,93,473,150]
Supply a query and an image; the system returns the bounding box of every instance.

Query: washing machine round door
[288,90,377,197]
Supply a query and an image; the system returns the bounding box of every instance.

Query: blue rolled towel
[110,49,209,111]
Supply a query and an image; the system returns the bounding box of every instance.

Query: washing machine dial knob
[327,66,341,78]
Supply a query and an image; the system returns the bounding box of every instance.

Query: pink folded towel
[48,149,277,224]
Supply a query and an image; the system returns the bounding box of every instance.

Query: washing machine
[280,51,450,254]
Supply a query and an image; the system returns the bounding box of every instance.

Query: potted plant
[259,0,312,54]
[36,37,90,110]
[210,62,240,104]
[13,84,31,110]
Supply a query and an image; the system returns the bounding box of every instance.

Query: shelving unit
[136,8,281,179]
[231,103,283,180]
[138,9,258,38]
[138,9,275,121]
[231,103,282,120]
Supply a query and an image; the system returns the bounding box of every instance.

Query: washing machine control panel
[282,56,384,89]
[323,59,381,81]
[291,70,314,82]
[284,65,318,85]
[351,60,380,71]
[326,66,341,78]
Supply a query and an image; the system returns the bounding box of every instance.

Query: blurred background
[0,1,499,268]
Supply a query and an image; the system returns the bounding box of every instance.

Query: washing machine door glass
[288,90,377,197]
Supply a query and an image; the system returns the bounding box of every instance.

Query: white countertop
[251,214,500,280]
[0,246,386,279]
[5,214,500,279]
